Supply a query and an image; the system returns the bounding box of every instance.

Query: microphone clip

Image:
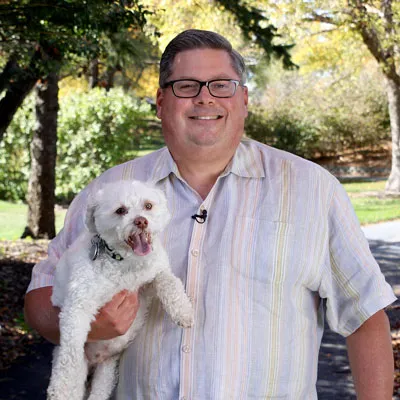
[191,209,207,224]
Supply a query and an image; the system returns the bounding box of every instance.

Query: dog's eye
[115,206,128,215]
[144,202,153,210]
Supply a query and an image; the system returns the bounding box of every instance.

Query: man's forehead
[169,48,238,79]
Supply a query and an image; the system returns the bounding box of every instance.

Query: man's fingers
[87,291,139,341]
[101,290,130,311]
[117,291,139,310]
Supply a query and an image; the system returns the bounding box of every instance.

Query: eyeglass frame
[161,78,243,98]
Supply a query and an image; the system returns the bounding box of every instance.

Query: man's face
[156,48,248,161]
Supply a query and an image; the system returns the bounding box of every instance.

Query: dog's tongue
[130,232,151,256]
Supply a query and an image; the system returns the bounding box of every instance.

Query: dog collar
[90,234,124,261]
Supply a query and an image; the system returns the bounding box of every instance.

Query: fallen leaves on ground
[0,239,49,370]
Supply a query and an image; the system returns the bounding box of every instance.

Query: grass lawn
[341,180,400,224]
[0,201,67,240]
[0,180,398,240]
[350,197,400,225]
[341,179,386,193]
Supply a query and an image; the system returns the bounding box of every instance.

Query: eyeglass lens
[173,80,237,98]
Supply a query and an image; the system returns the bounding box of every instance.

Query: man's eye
[115,207,128,215]
[144,203,153,210]
[211,82,228,89]
[177,82,197,90]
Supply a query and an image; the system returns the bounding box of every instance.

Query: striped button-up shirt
[28,138,396,399]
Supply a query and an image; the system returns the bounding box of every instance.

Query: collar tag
[90,235,124,261]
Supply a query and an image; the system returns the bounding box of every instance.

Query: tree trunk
[384,77,400,194]
[104,66,117,91]
[22,72,59,239]
[0,72,38,142]
[0,50,42,142]
[89,59,99,89]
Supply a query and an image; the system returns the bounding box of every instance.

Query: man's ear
[156,88,163,120]
[243,85,249,117]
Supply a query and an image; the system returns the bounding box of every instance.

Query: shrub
[0,88,159,202]
[56,88,156,202]
[249,63,390,158]
[0,96,34,201]
[245,109,319,159]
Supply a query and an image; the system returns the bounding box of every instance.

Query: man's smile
[189,115,223,120]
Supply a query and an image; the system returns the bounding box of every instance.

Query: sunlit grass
[0,200,66,240]
[350,197,400,225]
[0,181,398,239]
[342,180,386,193]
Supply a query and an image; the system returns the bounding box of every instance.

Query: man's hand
[25,287,140,345]
[87,290,140,341]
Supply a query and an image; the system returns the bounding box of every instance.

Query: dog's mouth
[126,231,152,256]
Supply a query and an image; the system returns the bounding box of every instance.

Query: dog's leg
[86,355,119,400]
[153,270,194,328]
[47,294,97,400]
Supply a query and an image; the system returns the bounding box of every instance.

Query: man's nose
[195,85,215,104]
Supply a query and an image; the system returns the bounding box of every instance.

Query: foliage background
[0,89,158,202]
[0,0,395,203]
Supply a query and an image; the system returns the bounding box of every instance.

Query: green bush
[0,97,34,201]
[248,63,390,158]
[245,110,319,159]
[56,88,156,202]
[0,88,159,202]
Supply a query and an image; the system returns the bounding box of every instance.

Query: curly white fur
[47,180,194,400]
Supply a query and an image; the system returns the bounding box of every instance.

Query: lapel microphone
[191,209,207,224]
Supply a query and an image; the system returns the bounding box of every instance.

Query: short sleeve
[319,180,397,337]
[26,185,91,292]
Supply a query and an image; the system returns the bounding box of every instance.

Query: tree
[0,0,295,238]
[267,0,400,193]
[0,0,148,139]
[22,73,59,239]
[348,0,400,193]
[0,0,148,238]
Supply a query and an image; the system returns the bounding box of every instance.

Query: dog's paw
[173,300,194,328]
[176,316,194,328]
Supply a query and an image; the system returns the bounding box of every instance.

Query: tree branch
[349,0,399,84]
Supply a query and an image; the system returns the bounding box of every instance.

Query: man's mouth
[126,231,152,256]
[189,115,223,120]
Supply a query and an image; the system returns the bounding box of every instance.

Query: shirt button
[191,249,199,257]
[182,345,191,353]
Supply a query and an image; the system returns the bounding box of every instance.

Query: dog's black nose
[134,217,148,229]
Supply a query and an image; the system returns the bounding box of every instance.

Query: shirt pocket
[228,217,299,286]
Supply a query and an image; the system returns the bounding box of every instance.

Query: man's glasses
[162,79,242,98]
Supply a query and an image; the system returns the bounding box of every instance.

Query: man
[25,29,396,399]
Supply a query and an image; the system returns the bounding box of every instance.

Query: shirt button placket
[180,203,208,400]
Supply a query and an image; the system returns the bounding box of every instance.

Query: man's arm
[24,287,140,345]
[346,309,394,400]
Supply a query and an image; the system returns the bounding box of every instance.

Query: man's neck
[174,154,232,199]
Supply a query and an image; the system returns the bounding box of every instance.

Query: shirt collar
[150,138,265,183]
[222,138,265,179]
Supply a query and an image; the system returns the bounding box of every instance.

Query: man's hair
[159,29,247,87]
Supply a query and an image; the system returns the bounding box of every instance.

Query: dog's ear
[85,192,99,233]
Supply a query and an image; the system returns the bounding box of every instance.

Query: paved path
[317,221,400,400]
[1,221,399,400]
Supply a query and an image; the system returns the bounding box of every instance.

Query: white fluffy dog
[47,180,194,400]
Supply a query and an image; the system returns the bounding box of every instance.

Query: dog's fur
[47,180,194,400]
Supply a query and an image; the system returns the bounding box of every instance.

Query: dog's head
[85,180,171,257]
